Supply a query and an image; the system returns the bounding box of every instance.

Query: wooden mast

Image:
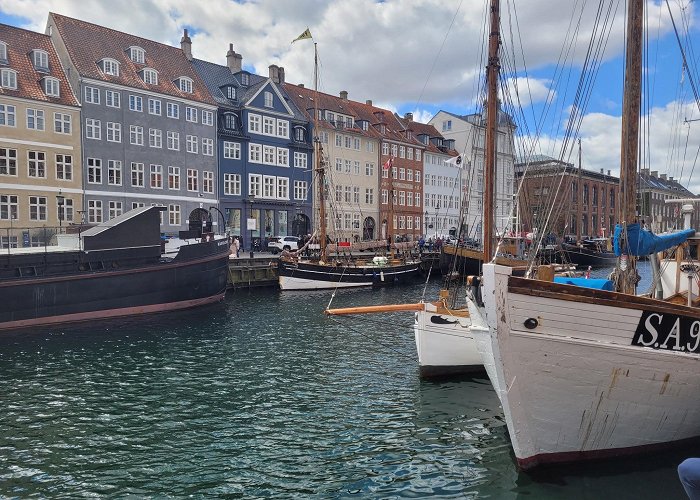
[313,42,328,263]
[617,0,643,293]
[577,138,582,242]
[483,0,500,262]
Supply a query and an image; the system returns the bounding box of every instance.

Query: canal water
[0,269,689,498]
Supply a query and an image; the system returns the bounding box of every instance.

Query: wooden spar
[483,0,500,262]
[617,0,643,293]
[577,138,582,242]
[325,303,425,315]
[314,42,328,263]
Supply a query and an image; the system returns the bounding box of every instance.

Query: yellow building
[0,23,81,245]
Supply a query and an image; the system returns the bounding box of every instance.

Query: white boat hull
[279,275,372,290]
[474,263,700,469]
[413,303,480,377]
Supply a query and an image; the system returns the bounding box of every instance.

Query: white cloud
[504,77,554,108]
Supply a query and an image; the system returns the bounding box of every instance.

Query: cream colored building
[0,24,81,246]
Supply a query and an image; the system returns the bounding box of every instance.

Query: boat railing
[1,224,85,254]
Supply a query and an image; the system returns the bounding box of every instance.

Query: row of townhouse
[1,12,513,247]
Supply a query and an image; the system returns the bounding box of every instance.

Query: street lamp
[56,191,65,231]
[434,201,440,239]
[424,210,428,238]
[248,194,255,258]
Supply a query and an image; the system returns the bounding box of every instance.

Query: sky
[1,0,699,191]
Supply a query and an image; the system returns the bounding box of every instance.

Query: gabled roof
[49,13,215,105]
[0,23,79,107]
[395,117,457,156]
[348,98,423,145]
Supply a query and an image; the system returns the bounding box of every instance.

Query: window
[294,180,307,200]
[129,95,143,112]
[277,120,289,138]
[344,186,351,203]
[33,50,49,70]
[407,148,413,160]
[416,150,422,161]
[131,162,145,187]
[226,86,236,100]
[202,110,214,126]
[142,68,158,85]
[28,151,46,178]
[169,204,181,225]
[0,42,6,63]
[203,171,214,193]
[294,126,305,142]
[150,164,163,189]
[105,90,120,108]
[0,69,17,90]
[186,106,197,122]
[345,159,352,174]
[87,157,102,184]
[186,135,198,153]
[335,185,342,202]
[130,125,144,145]
[202,138,214,156]
[382,189,388,204]
[149,128,162,148]
[132,202,146,210]
[108,160,122,185]
[277,177,289,199]
[43,77,59,97]
[353,186,360,203]
[187,169,198,191]
[264,91,273,108]
[263,146,275,165]
[399,168,405,180]
[29,196,47,221]
[102,58,119,76]
[365,188,374,205]
[224,173,241,196]
[56,154,72,181]
[167,131,180,150]
[249,144,261,163]
[108,201,123,220]
[224,113,237,130]
[54,112,71,134]
[85,86,100,104]
[248,114,261,133]
[263,176,275,198]
[0,194,18,221]
[224,141,241,159]
[399,146,405,158]
[129,46,145,63]
[87,200,102,223]
[26,109,45,131]
[0,148,17,175]
[178,77,193,93]
[148,98,161,115]
[277,148,289,167]
[249,174,262,197]
[415,192,421,207]
[382,143,389,156]
[166,102,179,119]
[168,166,180,190]
[263,117,275,135]
[407,169,413,182]
[106,122,121,142]
[294,152,307,168]
[0,104,16,127]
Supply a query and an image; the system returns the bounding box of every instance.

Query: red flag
[382,156,393,170]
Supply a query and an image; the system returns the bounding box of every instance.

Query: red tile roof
[49,13,216,105]
[0,23,79,107]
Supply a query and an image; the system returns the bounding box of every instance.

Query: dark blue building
[191,44,312,248]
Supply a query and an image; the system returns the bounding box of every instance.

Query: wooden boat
[0,206,230,331]
[469,0,700,470]
[561,238,617,267]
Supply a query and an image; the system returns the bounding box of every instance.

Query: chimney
[660,173,667,181]
[641,168,649,175]
[269,64,280,83]
[226,43,242,73]
[366,99,372,106]
[298,83,304,88]
[600,168,604,174]
[339,90,348,100]
[181,29,192,61]
[669,176,675,182]
[404,112,413,121]
[279,67,285,84]
[651,170,658,178]
[608,170,611,176]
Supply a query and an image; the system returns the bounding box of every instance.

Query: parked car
[268,236,300,254]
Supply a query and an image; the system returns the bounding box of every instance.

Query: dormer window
[264,91,273,108]
[224,112,237,130]
[360,121,368,131]
[141,68,158,85]
[177,76,193,93]
[43,77,59,97]
[241,73,249,86]
[129,46,145,64]
[101,58,120,76]
[294,126,305,142]
[0,68,17,90]
[346,117,354,128]
[32,49,49,71]
[226,86,236,100]
[0,42,7,64]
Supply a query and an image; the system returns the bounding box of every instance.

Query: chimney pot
[181,28,192,61]
[339,90,348,100]
[366,99,372,106]
[651,170,658,178]
[608,170,611,176]
[226,43,242,73]
[269,64,280,83]
[404,112,413,121]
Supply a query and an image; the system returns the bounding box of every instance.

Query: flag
[382,156,393,170]
[445,154,466,167]
[292,28,312,43]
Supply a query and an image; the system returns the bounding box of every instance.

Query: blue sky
[1,0,699,190]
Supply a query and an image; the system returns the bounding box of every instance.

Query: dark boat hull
[561,243,617,267]
[278,259,420,290]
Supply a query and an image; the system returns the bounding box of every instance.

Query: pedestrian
[679,458,700,499]
[418,236,425,254]
[234,236,240,258]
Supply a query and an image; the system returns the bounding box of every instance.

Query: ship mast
[483,0,500,262]
[313,43,328,263]
[616,0,643,293]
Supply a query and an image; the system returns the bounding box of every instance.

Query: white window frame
[102,58,120,76]
[107,159,122,186]
[130,125,144,145]
[0,69,17,90]
[186,135,198,154]
[85,118,101,140]
[202,138,214,156]
[43,77,60,97]
[224,141,241,160]
[167,131,180,151]
[149,128,162,148]
[86,157,102,184]
[26,109,45,131]
[33,49,49,70]
[105,89,120,108]
[224,173,241,196]
[106,122,121,143]
[84,86,100,104]
[148,98,161,115]
[129,46,145,64]
[202,110,214,126]
[168,166,181,190]
[54,112,70,134]
[142,68,158,85]
[131,162,145,188]
[166,102,179,119]
[185,106,197,123]
[178,77,193,93]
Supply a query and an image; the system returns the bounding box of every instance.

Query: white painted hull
[279,275,372,290]
[474,263,700,469]
[413,303,479,377]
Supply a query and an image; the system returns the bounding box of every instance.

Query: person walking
[233,236,240,258]
[679,458,700,499]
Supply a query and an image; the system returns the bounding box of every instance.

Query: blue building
[189,41,312,248]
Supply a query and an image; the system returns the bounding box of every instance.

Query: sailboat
[468,0,700,470]
[278,39,421,290]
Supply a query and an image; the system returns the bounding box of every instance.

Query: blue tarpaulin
[553,277,614,291]
[613,223,695,257]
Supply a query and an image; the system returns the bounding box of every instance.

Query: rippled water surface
[0,277,689,498]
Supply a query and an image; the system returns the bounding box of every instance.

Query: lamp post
[56,191,65,231]
[424,210,428,238]
[434,201,440,239]
[248,194,255,258]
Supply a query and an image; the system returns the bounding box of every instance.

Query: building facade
[0,23,81,246]
[639,168,698,232]
[48,14,218,234]
[192,45,313,247]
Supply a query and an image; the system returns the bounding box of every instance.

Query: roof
[49,13,216,105]
[437,108,516,128]
[191,58,265,108]
[395,116,457,156]
[0,23,79,107]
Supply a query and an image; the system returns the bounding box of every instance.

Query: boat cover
[613,223,695,257]
[553,277,614,291]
